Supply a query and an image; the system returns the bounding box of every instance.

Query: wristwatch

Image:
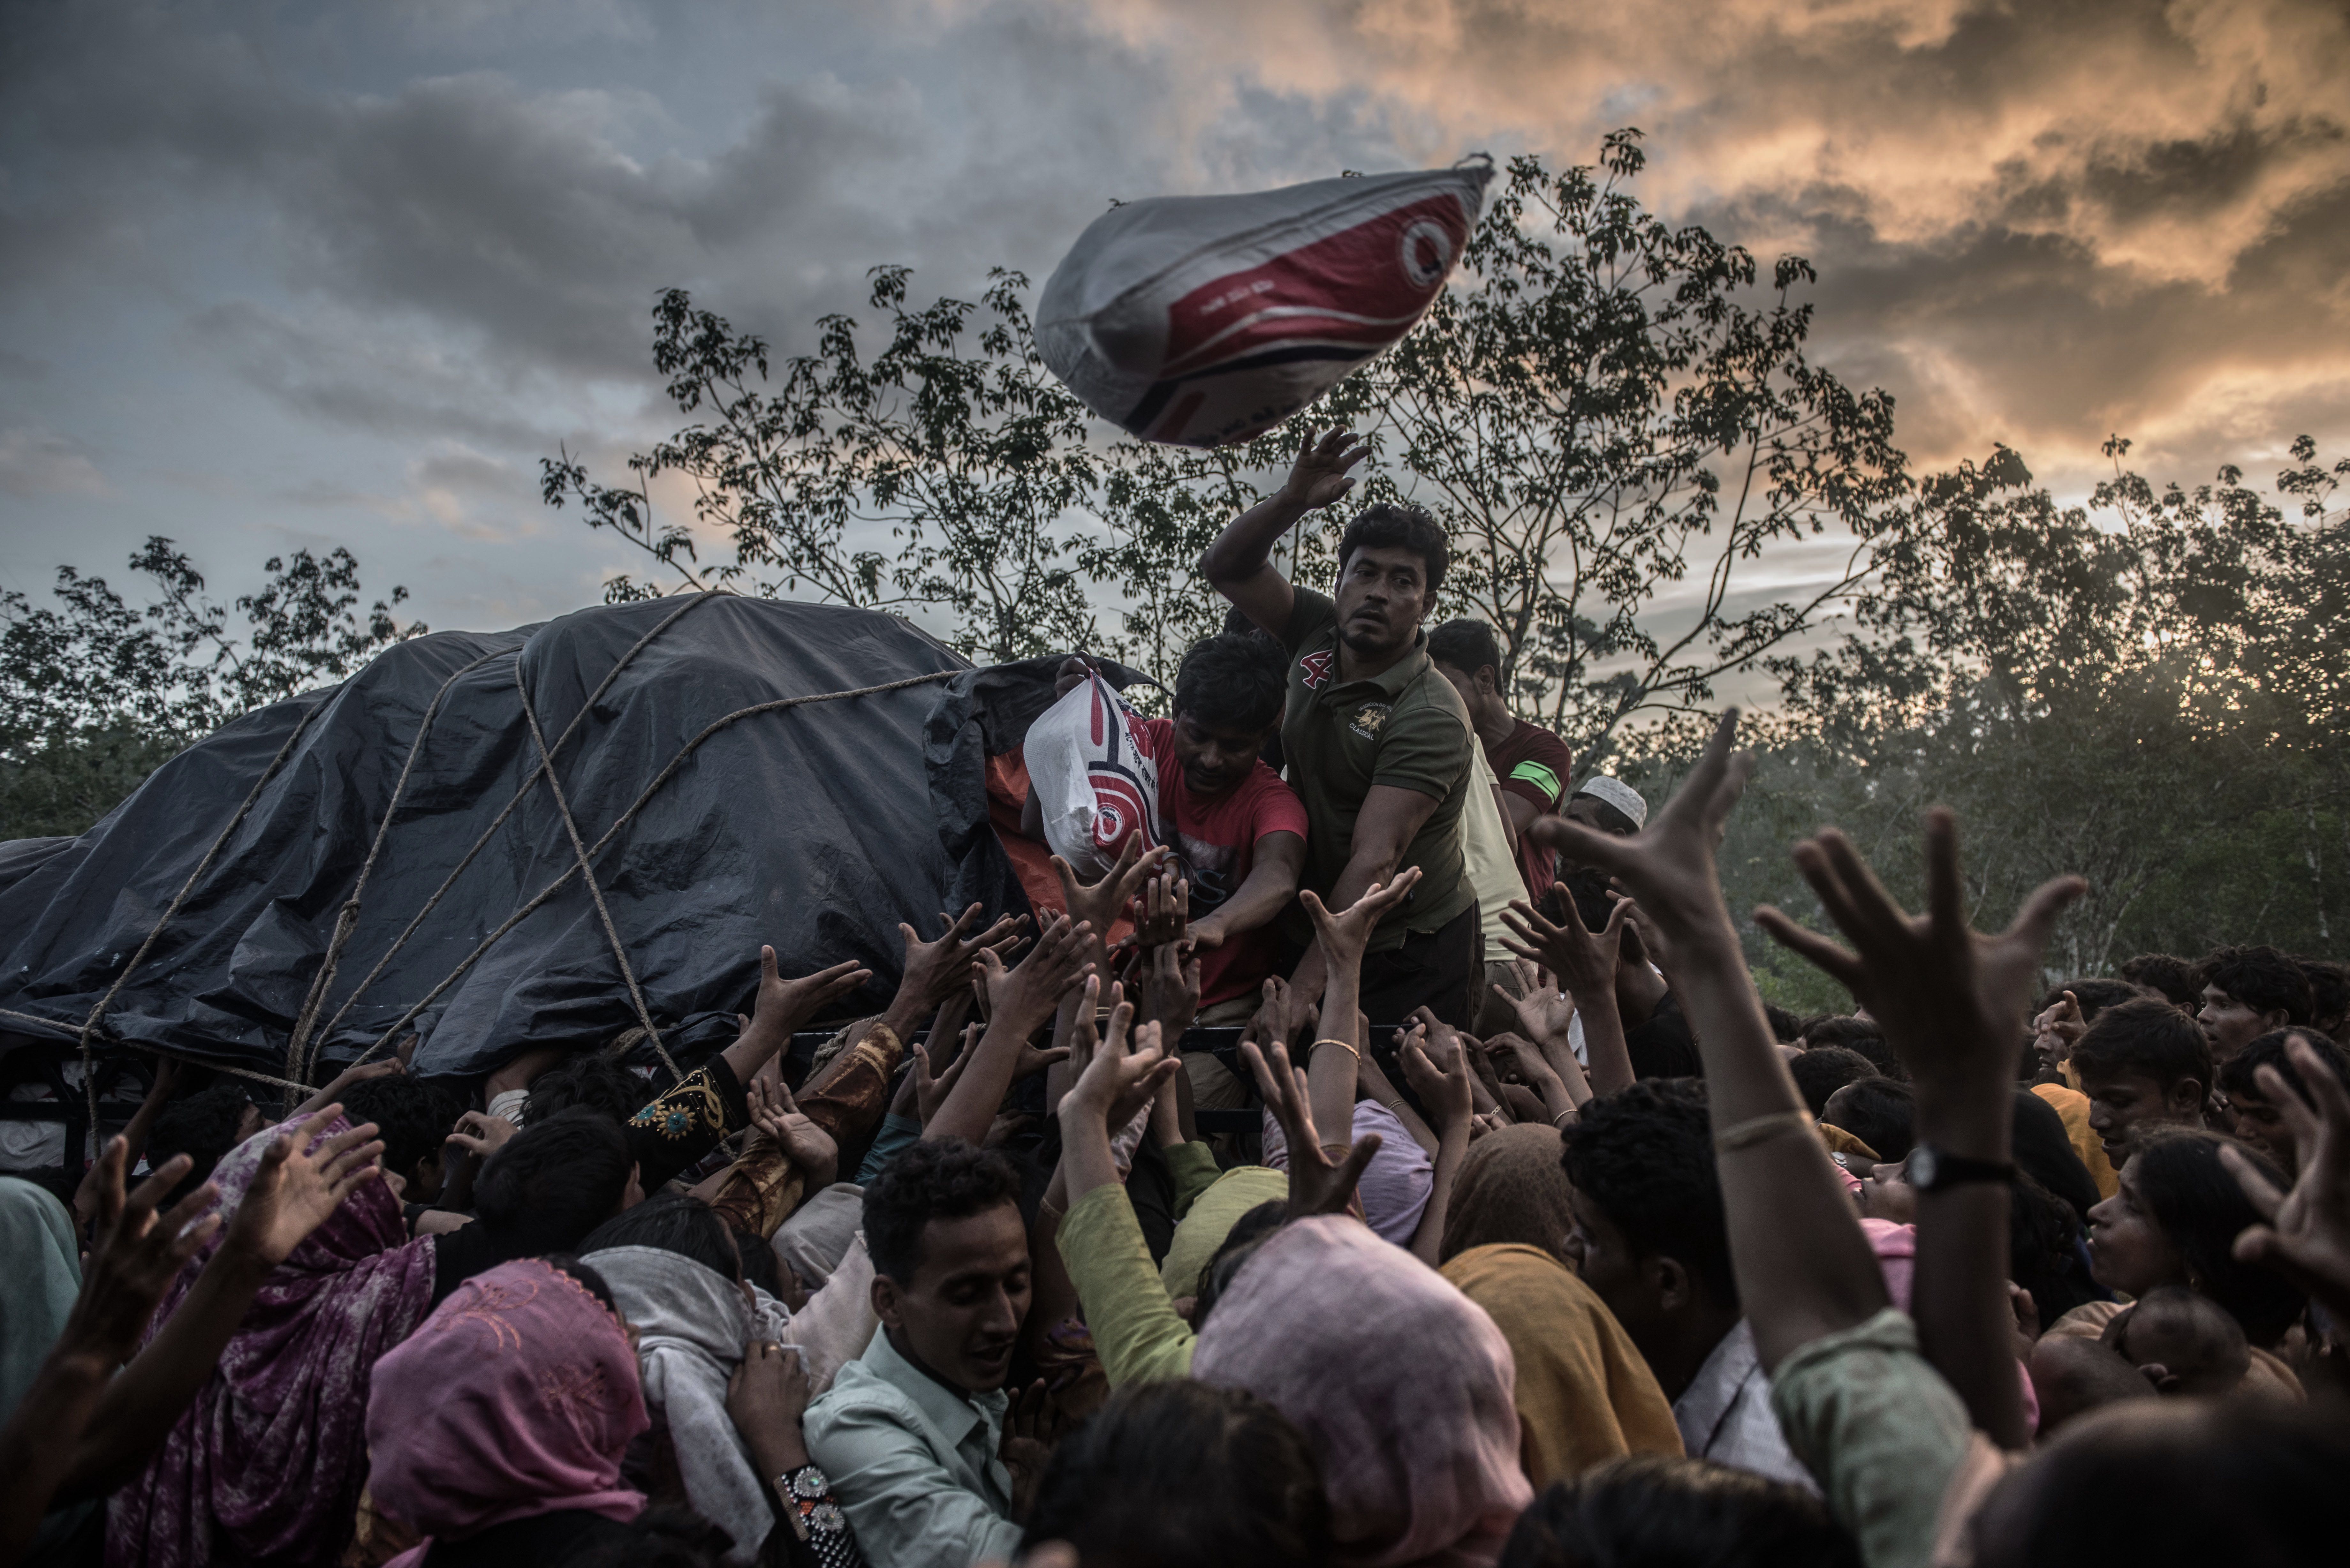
[1906,1144,2016,1192]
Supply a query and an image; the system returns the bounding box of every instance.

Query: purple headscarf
[1259,1099,1435,1246]
[107,1114,438,1568]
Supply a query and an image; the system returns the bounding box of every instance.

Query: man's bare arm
[1290,784,1440,999]
[1198,428,1371,635]
[1190,832,1305,947]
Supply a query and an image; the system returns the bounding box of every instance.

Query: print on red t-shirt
[1132,719,1309,1006]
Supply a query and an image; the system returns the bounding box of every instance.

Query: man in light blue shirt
[803,1139,1039,1568]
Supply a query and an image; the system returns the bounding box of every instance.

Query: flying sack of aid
[1035,161,1493,449]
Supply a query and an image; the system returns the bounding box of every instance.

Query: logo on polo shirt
[1299,649,1335,690]
[1349,702,1391,739]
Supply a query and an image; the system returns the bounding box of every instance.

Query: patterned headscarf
[108,1115,438,1568]
[367,1258,648,1564]
[1192,1216,1531,1567]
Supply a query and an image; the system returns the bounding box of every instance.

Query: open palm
[226,1109,385,1268]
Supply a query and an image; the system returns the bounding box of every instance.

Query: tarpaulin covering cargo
[1036,162,1492,447]
[0,595,1113,1087]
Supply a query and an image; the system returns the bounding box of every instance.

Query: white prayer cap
[1571,775,1648,829]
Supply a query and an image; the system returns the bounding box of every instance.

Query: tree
[1313,133,1908,758]
[549,134,1907,747]
[1711,435,2350,982]
[542,270,1104,664]
[0,539,421,839]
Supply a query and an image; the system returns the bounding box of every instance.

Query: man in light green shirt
[803,1141,1041,1568]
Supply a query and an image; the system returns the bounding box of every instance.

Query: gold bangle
[1551,1109,1576,1129]
[1308,1037,1361,1063]
[1711,1110,1815,1154]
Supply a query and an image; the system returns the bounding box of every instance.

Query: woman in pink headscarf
[1189,1215,1532,1568]
[364,1257,651,1566]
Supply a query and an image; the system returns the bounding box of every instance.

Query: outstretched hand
[1130,871,1190,952]
[1755,808,2083,1095]
[1524,712,1752,964]
[2224,1033,2350,1322]
[1061,994,1179,1134]
[898,904,1026,1012]
[69,1137,220,1357]
[1050,839,1170,952]
[1137,940,1202,1040]
[226,1106,386,1270]
[975,912,1095,1035]
[1398,1025,1474,1132]
[1496,956,1578,1049]
[444,1109,516,1160]
[1242,976,1316,1054]
[1241,1037,1381,1222]
[1281,426,1375,512]
[1300,866,1422,974]
[65,1138,222,1361]
[752,947,872,1037]
[748,1076,840,1188]
[913,1024,981,1127]
[1500,896,1628,1010]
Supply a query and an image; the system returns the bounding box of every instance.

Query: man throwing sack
[1199,428,1479,1027]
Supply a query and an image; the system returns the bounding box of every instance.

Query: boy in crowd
[2071,998,2214,1166]
[2296,956,2349,1044]
[1027,634,1306,1026]
[2195,944,2313,1065]
[1559,1080,1812,1488]
[804,1139,1045,1568]
[1200,428,1479,1025]
[2218,1027,2350,1178]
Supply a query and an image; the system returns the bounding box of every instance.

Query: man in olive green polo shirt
[1199,427,1479,1026]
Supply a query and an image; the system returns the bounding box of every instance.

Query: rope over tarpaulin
[342,664,965,1071]
[19,592,969,1110]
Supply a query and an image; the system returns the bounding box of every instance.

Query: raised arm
[2,1140,220,1559]
[1188,833,1306,951]
[1300,867,1424,1152]
[2225,1033,2350,1329]
[75,1057,180,1227]
[1398,1028,1475,1265]
[1757,812,2082,1450]
[724,948,873,1087]
[1198,427,1371,635]
[1290,786,1440,1000]
[60,1108,388,1497]
[926,914,1093,1146]
[1531,712,1887,1370]
[1500,895,1638,1098]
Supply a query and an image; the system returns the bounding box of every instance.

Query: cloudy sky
[4,0,2345,643]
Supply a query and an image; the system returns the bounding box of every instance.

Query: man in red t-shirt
[1024,633,1307,1021]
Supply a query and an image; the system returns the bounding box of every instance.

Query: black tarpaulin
[0,594,1065,1083]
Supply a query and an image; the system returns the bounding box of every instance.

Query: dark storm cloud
[3,0,2345,632]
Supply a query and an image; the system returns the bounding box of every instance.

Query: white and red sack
[1025,670,1162,880]
[1035,162,1493,448]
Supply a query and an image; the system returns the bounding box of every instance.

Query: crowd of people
[5,429,2349,1568]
